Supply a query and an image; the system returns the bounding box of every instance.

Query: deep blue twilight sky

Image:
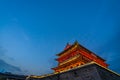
[0,0,120,75]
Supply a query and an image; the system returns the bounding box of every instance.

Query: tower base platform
[29,62,120,80]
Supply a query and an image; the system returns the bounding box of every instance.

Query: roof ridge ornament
[74,40,79,45]
[64,42,71,50]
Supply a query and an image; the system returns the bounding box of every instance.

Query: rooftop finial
[74,40,79,45]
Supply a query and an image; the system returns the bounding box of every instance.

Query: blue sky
[0,0,120,75]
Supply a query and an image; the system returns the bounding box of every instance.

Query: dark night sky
[0,0,120,75]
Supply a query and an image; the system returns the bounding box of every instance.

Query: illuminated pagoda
[52,41,108,73]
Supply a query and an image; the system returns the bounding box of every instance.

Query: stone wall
[96,65,120,80]
[30,63,120,80]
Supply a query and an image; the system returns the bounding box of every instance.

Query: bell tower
[52,41,108,73]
